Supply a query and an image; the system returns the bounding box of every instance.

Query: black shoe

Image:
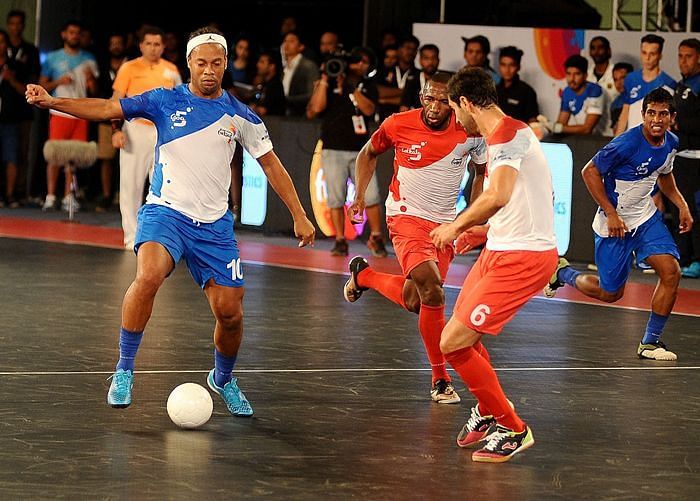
[344,256,369,303]
[331,238,349,256]
[367,234,388,257]
[5,196,20,209]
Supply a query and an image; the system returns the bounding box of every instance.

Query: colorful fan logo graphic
[309,140,366,239]
[533,29,585,80]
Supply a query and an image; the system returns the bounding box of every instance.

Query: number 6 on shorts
[470,304,491,326]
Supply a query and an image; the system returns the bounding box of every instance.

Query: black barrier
[251,115,608,263]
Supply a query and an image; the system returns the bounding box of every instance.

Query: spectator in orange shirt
[111,25,181,250]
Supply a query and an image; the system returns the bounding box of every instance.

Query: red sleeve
[370,115,395,154]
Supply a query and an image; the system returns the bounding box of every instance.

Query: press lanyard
[395,67,410,89]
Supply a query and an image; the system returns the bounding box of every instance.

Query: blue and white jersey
[120,84,273,223]
[591,125,677,236]
[560,82,604,126]
[41,49,98,118]
[622,70,676,130]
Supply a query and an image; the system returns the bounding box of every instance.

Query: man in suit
[281,31,319,116]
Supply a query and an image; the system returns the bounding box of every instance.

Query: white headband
[186,33,228,59]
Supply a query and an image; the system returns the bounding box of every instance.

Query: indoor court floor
[1,213,699,499]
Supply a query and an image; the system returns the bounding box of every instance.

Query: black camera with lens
[323,50,352,78]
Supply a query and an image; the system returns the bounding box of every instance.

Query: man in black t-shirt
[5,10,40,204]
[307,47,387,257]
[495,46,539,124]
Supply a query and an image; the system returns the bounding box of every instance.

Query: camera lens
[325,57,345,78]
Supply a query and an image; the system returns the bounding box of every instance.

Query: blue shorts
[594,211,679,292]
[0,123,19,165]
[135,204,244,289]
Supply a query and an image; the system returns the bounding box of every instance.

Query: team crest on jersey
[399,141,427,161]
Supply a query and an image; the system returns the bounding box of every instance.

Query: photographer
[307,47,387,257]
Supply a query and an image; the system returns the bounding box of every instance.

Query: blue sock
[642,312,669,345]
[214,349,237,388]
[558,266,581,288]
[116,327,143,371]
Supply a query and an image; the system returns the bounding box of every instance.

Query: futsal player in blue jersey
[554,55,604,135]
[26,27,316,416]
[545,88,693,361]
[614,34,677,136]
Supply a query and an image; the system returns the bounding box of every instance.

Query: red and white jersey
[483,117,557,251]
[371,109,487,224]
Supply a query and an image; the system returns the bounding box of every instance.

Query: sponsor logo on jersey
[218,125,236,143]
[399,141,427,161]
[636,156,652,175]
[170,109,189,127]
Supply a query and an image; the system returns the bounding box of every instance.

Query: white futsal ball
[167,383,213,429]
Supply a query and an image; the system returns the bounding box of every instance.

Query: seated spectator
[496,45,539,124]
[462,35,499,83]
[609,62,633,133]
[400,43,440,111]
[281,31,319,116]
[554,55,603,135]
[250,51,286,117]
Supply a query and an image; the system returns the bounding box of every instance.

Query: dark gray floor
[0,237,698,500]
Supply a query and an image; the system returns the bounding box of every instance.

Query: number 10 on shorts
[227,258,243,281]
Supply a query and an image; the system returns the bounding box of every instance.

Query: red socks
[418,304,450,382]
[357,268,407,309]
[444,346,525,432]
[473,340,491,364]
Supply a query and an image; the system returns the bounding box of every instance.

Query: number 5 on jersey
[227,258,243,281]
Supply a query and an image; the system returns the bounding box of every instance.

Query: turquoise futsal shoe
[207,369,254,417]
[107,369,133,408]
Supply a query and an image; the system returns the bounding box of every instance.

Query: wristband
[553,122,563,134]
[111,120,123,132]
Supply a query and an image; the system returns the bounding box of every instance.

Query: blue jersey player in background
[544,88,693,361]
[614,34,677,136]
[26,27,316,416]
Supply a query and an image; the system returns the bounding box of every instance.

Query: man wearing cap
[25,26,316,418]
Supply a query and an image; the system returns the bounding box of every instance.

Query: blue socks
[214,349,237,388]
[642,312,669,345]
[558,266,581,288]
[116,327,143,371]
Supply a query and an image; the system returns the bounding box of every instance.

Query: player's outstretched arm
[657,172,693,233]
[257,150,315,247]
[26,84,124,121]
